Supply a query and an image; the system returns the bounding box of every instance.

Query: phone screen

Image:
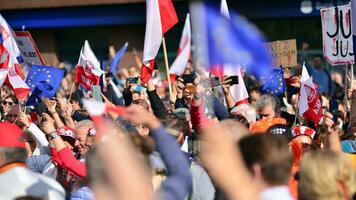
[329,99,339,123]
[91,85,103,102]
[210,76,221,87]
[229,76,239,85]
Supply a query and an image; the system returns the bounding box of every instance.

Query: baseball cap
[0,121,25,148]
[57,127,76,146]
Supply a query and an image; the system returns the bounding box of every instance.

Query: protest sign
[321,5,354,65]
[265,39,297,68]
[14,31,45,66]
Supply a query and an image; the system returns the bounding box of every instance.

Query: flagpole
[68,82,75,101]
[162,36,173,95]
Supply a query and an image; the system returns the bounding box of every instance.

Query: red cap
[0,121,25,148]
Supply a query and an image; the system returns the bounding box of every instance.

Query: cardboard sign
[321,5,354,65]
[265,39,297,68]
[14,31,45,66]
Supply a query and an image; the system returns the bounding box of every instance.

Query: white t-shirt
[0,166,65,200]
[260,186,293,200]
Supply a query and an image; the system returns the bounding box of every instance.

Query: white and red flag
[74,40,104,90]
[0,15,30,99]
[141,0,178,83]
[82,98,125,137]
[169,14,191,82]
[299,64,323,125]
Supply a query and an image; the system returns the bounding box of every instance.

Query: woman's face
[2,97,14,113]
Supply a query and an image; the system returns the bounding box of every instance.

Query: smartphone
[209,76,221,87]
[228,76,239,85]
[329,99,339,123]
[181,74,196,84]
[128,77,139,84]
[91,85,103,102]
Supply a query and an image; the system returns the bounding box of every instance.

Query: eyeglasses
[2,101,13,106]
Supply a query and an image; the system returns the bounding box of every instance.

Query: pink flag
[299,64,323,125]
[170,14,191,82]
[0,15,30,99]
[141,0,178,83]
[74,40,104,90]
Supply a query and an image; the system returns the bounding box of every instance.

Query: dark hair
[0,147,27,165]
[163,114,190,137]
[132,99,150,111]
[238,134,293,186]
[230,114,250,128]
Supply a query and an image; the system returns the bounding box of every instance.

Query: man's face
[74,126,90,156]
[258,105,276,120]
[313,57,322,68]
[2,98,14,113]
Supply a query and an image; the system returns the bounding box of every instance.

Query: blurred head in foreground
[298,150,356,200]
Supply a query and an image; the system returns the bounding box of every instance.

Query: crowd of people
[0,47,355,200]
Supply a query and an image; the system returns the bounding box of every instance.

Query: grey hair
[74,119,93,130]
[256,94,281,116]
[0,147,27,165]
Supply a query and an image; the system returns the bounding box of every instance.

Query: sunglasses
[2,101,13,106]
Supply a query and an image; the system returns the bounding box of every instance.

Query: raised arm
[125,105,192,200]
[146,79,168,119]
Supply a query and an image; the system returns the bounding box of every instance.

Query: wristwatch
[49,131,59,140]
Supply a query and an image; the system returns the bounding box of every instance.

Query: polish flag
[169,14,191,82]
[141,0,178,83]
[298,64,323,125]
[82,98,125,137]
[74,40,104,90]
[0,15,30,99]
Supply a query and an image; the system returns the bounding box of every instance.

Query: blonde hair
[298,150,356,200]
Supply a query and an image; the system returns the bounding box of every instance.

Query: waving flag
[191,2,272,79]
[299,64,323,125]
[220,0,230,19]
[26,65,64,106]
[260,66,286,96]
[74,40,104,90]
[141,0,178,83]
[170,14,191,81]
[110,42,129,74]
[0,15,30,99]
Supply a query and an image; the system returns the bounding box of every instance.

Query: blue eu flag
[191,2,272,79]
[110,42,128,74]
[260,66,286,96]
[25,65,64,106]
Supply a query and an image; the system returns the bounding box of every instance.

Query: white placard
[14,31,45,66]
[321,5,354,65]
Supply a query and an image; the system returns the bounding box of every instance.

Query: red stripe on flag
[106,105,125,115]
[210,64,224,80]
[158,0,178,34]
[140,60,155,84]
[74,65,101,90]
